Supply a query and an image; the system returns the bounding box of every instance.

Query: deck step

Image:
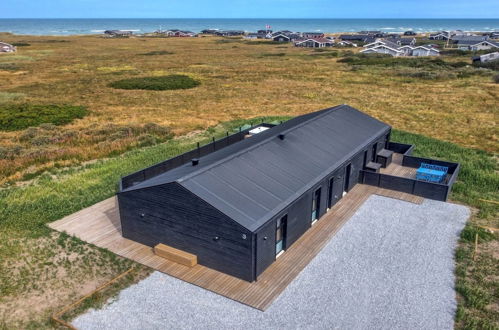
[154,243,197,267]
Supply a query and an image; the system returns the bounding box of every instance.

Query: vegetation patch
[139,50,174,56]
[11,42,30,47]
[473,59,499,71]
[259,52,286,57]
[109,74,200,91]
[0,63,20,71]
[0,92,26,103]
[0,104,88,131]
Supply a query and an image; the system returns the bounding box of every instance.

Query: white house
[294,38,334,48]
[360,44,403,57]
[0,42,16,53]
[466,40,499,51]
[411,46,440,57]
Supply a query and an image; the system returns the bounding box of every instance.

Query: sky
[1,0,499,19]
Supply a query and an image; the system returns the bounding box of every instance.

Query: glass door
[275,215,287,257]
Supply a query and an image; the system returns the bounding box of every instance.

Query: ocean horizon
[0,18,498,36]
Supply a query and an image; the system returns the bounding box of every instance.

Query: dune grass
[0,35,496,184]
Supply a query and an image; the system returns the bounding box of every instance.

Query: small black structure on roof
[117,105,459,282]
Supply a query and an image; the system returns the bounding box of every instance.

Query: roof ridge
[177,104,347,183]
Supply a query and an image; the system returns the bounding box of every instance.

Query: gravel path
[74,195,469,330]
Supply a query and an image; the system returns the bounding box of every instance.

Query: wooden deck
[380,153,417,178]
[49,184,423,311]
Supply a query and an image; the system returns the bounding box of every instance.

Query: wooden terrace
[49,183,422,311]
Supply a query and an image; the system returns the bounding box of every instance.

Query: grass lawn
[0,34,497,328]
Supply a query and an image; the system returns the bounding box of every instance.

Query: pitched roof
[295,37,332,44]
[122,105,390,232]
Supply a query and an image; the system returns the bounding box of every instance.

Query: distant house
[362,39,439,57]
[104,30,133,37]
[429,31,450,40]
[302,32,325,38]
[0,42,16,53]
[459,40,499,51]
[364,39,401,50]
[337,40,357,47]
[472,51,499,63]
[270,31,301,42]
[404,31,417,36]
[272,33,291,42]
[361,44,403,57]
[411,46,440,57]
[294,38,334,48]
[201,29,219,34]
[215,30,245,37]
[339,34,375,43]
[243,33,260,39]
[452,35,488,43]
[164,30,196,37]
[359,31,385,38]
[396,37,417,46]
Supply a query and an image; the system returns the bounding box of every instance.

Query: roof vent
[278,134,285,140]
[191,158,199,166]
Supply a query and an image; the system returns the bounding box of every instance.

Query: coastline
[0,18,498,36]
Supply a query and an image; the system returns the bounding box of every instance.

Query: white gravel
[73,195,469,330]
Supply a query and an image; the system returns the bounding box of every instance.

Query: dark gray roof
[123,105,390,232]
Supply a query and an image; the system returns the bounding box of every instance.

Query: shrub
[11,42,30,47]
[108,75,200,91]
[473,59,499,71]
[259,52,286,57]
[0,104,88,131]
[0,63,20,71]
[139,50,173,56]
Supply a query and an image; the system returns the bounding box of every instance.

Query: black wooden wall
[118,183,255,281]
[254,129,391,279]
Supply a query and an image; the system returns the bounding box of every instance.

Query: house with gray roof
[118,105,459,282]
[458,40,499,51]
[362,38,439,57]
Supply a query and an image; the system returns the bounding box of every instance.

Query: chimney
[191,158,199,166]
[278,134,285,140]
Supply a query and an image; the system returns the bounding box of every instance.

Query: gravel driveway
[73,195,469,330]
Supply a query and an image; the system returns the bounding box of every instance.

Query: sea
[0,18,498,35]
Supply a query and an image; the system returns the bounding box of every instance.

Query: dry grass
[0,33,497,184]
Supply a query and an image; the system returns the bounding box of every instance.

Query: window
[312,188,321,222]
[276,215,287,256]
[328,177,334,209]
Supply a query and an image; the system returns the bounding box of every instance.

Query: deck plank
[49,183,422,311]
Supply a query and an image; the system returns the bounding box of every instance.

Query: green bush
[473,59,499,71]
[11,42,30,47]
[0,104,88,131]
[109,75,200,91]
[139,50,174,56]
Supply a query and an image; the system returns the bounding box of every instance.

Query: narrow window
[276,215,287,256]
[312,188,321,222]
[328,177,334,209]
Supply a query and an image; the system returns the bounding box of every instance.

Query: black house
[117,105,458,282]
